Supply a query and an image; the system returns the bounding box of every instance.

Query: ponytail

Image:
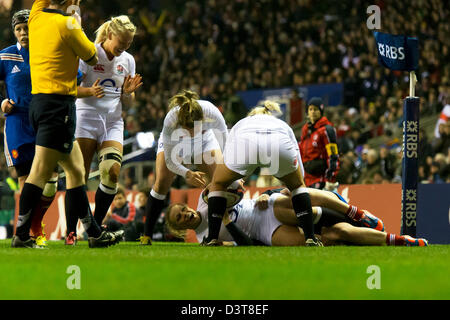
[95,15,137,44]
[248,100,282,117]
[169,90,203,128]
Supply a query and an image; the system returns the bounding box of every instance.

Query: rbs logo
[377,43,405,60]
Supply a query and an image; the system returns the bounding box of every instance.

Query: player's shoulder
[0,44,19,55]
[271,115,290,127]
[198,99,218,111]
[121,50,135,62]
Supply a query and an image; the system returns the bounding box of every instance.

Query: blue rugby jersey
[0,43,31,115]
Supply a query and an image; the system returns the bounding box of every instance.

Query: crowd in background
[1,0,449,193]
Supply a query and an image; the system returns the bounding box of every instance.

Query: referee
[12,0,119,248]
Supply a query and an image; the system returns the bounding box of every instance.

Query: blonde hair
[168,90,203,128]
[95,15,137,44]
[248,100,282,117]
[165,203,187,239]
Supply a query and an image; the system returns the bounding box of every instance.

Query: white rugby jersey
[231,114,296,138]
[195,192,256,244]
[162,100,228,177]
[76,43,136,115]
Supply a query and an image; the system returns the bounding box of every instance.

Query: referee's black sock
[94,186,116,227]
[291,187,316,241]
[143,190,166,237]
[16,183,43,241]
[66,185,101,238]
[206,192,227,241]
[65,193,79,236]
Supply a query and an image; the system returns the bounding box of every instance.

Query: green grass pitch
[0,240,449,300]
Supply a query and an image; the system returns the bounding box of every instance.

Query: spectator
[104,187,136,240]
[428,161,445,184]
[379,145,397,181]
[299,97,340,190]
[432,120,450,156]
[126,188,149,240]
[418,128,435,167]
[357,149,381,184]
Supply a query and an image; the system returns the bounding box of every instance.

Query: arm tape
[325,143,339,156]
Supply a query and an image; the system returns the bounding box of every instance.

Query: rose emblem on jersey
[12,149,19,159]
[116,65,124,75]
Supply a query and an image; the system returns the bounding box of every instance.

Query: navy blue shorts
[3,112,36,167]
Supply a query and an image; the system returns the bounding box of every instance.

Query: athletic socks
[30,195,54,237]
[65,185,101,238]
[16,183,43,241]
[386,233,406,246]
[346,205,365,221]
[143,190,166,237]
[30,176,58,237]
[291,187,316,241]
[206,192,227,241]
[94,187,116,226]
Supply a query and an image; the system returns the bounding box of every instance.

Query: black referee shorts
[29,93,76,154]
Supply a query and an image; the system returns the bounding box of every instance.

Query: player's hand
[186,170,207,188]
[324,181,339,192]
[89,78,105,98]
[236,179,246,192]
[255,194,270,210]
[1,99,15,114]
[122,74,143,95]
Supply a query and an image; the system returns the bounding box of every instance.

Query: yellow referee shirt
[29,0,96,96]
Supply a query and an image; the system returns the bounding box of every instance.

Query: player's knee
[321,226,339,242]
[153,181,169,195]
[108,163,121,183]
[331,224,351,241]
[98,147,122,194]
[43,175,58,197]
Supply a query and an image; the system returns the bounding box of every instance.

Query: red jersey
[299,116,339,187]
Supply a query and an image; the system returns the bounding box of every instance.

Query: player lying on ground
[205,101,321,246]
[166,187,428,247]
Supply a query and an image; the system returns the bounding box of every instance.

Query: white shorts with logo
[223,130,303,178]
[157,129,221,164]
[75,110,124,145]
[251,193,284,246]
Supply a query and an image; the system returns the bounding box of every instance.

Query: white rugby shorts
[252,193,284,246]
[223,130,301,178]
[75,110,124,145]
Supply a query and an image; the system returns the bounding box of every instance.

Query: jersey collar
[43,8,70,16]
